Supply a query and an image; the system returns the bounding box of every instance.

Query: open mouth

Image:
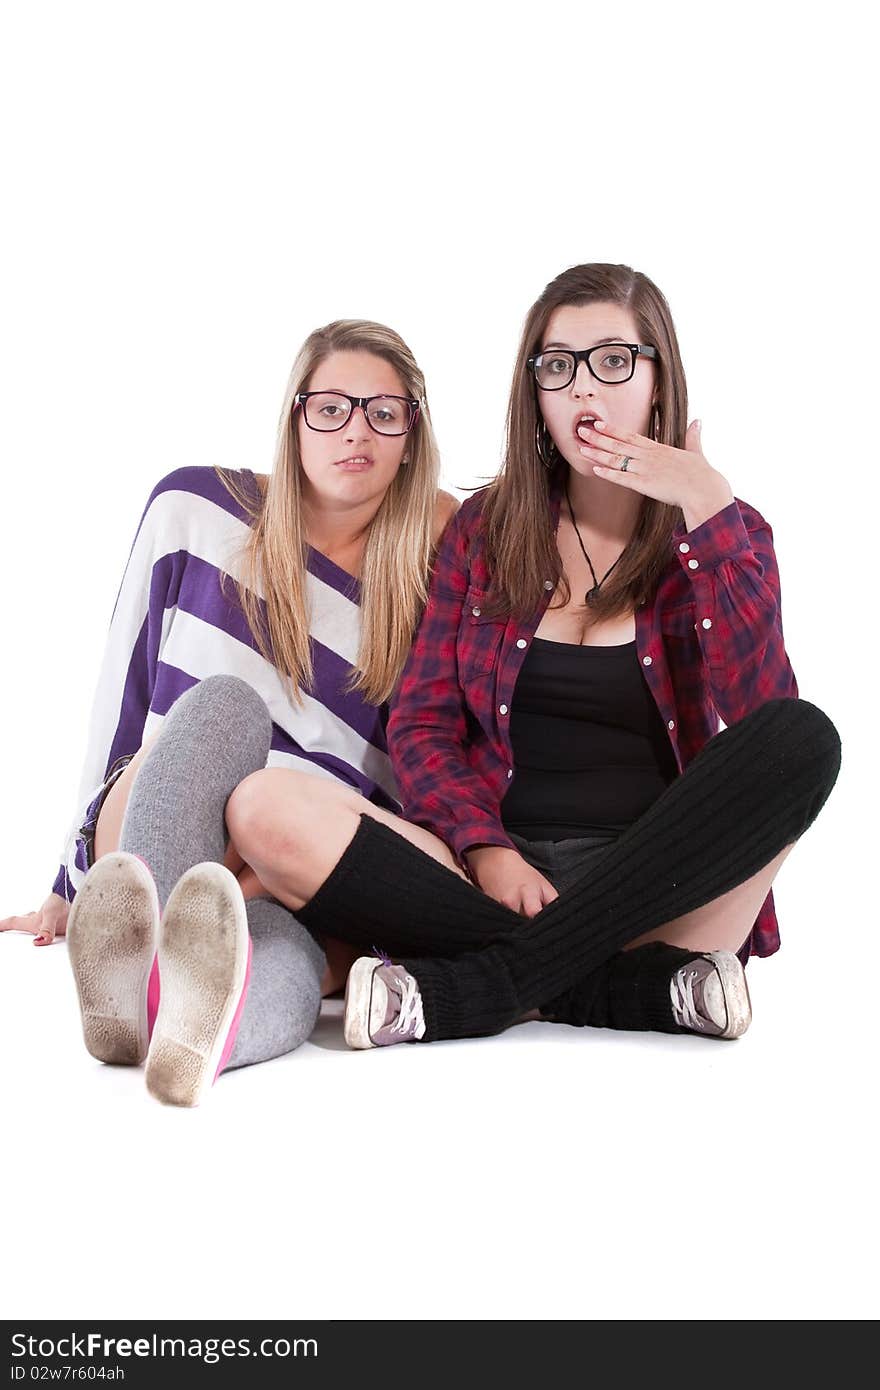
[574,414,598,439]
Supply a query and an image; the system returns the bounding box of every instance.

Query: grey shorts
[507,828,752,968]
[77,753,136,871]
[507,830,620,897]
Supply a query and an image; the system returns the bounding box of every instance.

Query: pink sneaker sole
[66,852,160,1066]
[145,863,250,1107]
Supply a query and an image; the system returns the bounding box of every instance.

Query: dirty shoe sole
[67,852,159,1066]
[343,958,385,1049]
[145,863,249,1107]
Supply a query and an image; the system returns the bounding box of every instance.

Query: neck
[301,491,381,557]
[562,466,641,546]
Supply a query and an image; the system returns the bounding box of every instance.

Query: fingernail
[593,419,605,429]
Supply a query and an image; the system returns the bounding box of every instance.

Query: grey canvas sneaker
[669,950,752,1039]
[344,954,427,1049]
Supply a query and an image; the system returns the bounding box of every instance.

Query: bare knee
[225,769,351,865]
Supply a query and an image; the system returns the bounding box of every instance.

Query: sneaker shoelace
[387,970,425,1038]
[371,946,425,1041]
[670,963,711,1031]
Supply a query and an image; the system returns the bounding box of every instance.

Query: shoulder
[441,484,492,543]
[425,485,494,595]
[145,465,218,504]
[458,484,492,519]
[123,468,257,573]
[431,489,461,545]
[142,466,258,524]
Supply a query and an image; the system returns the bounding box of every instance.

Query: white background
[1,0,875,1322]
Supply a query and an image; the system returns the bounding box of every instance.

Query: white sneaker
[344,956,426,1049]
[67,852,159,1066]
[669,950,752,1039]
[145,863,251,1106]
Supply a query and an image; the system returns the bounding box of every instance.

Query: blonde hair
[215,319,440,706]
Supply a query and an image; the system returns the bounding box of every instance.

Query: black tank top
[500,637,679,840]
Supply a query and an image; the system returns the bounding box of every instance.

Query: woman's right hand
[0,892,70,946]
[465,846,558,918]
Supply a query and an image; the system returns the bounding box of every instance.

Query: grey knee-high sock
[118,674,273,908]
[119,674,326,1067]
[224,897,327,1070]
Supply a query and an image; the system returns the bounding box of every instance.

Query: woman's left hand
[579,418,734,525]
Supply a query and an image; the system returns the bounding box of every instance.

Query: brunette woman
[218,265,841,1049]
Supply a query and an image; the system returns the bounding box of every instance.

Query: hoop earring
[536,420,558,471]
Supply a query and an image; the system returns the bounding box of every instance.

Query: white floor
[2,810,875,1322]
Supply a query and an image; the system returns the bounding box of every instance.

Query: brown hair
[478,263,687,621]
[215,319,441,707]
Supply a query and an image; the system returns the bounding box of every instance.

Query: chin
[557,451,595,480]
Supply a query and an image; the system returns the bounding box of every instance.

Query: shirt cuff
[452,824,520,864]
[673,499,752,573]
[51,865,72,903]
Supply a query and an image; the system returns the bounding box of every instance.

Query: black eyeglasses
[527,343,658,389]
[293,391,421,436]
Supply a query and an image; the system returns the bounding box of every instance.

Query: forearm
[392,746,518,866]
[675,496,798,720]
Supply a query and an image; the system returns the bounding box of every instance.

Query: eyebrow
[542,337,627,349]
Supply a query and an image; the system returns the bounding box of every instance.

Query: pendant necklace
[564,479,627,606]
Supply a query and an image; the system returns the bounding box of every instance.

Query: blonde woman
[1,320,457,1104]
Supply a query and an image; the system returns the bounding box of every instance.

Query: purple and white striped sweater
[52,465,401,903]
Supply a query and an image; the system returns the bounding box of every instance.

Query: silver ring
[620,456,631,472]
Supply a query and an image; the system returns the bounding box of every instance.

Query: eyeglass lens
[534,346,635,388]
[303,393,412,434]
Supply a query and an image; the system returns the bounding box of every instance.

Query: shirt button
[688,559,699,570]
[679,542,690,553]
[668,719,675,730]
[499,704,508,715]
[507,768,513,779]
[543,580,554,591]
[516,638,528,649]
[643,655,652,666]
[702,618,712,629]
[472,606,481,616]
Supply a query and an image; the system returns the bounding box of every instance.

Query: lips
[333,456,374,468]
[574,412,599,442]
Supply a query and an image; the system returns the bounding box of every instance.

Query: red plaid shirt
[387,475,799,958]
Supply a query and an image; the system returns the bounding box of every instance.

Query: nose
[570,359,597,397]
[343,404,372,442]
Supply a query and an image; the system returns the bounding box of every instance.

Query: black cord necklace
[564,479,627,606]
